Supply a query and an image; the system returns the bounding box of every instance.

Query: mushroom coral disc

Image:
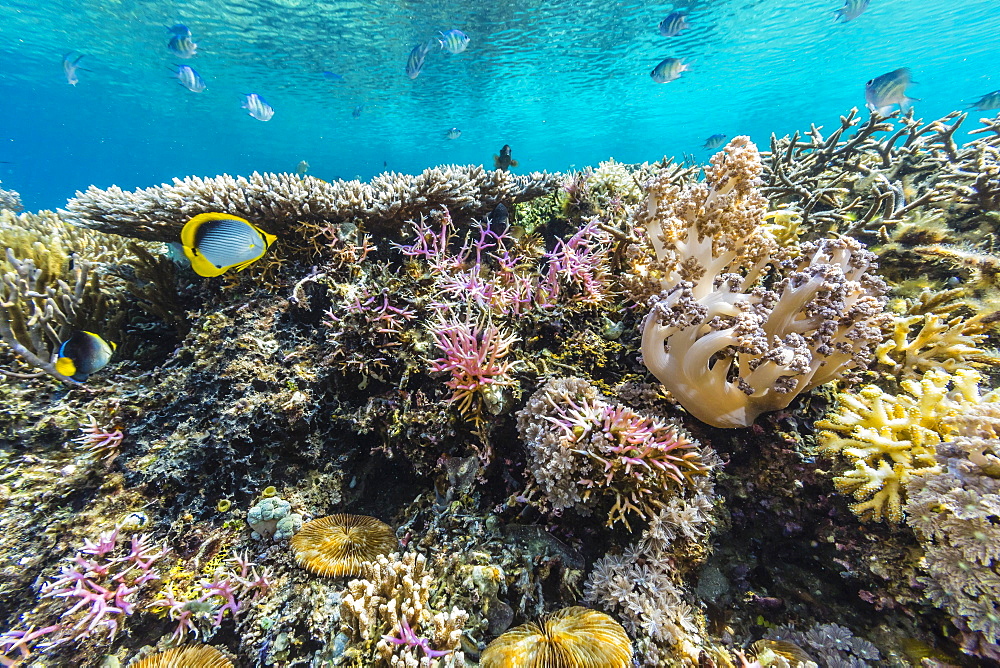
[290,514,397,577]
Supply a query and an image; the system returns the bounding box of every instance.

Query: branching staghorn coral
[816,367,999,523]
[63,166,560,242]
[636,136,889,428]
[0,210,132,382]
[904,403,1000,656]
[517,377,711,528]
[339,551,467,667]
[874,311,1000,379]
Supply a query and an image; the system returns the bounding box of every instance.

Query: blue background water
[1,0,998,211]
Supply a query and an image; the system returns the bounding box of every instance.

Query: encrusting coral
[479,606,633,668]
[635,136,890,428]
[63,165,560,242]
[904,403,1000,655]
[817,367,999,523]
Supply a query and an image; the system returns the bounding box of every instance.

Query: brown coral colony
[290,514,398,577]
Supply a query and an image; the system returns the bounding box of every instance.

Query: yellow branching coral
[637,137,889,428]
[875,312,999,378]
[816,368,997,522]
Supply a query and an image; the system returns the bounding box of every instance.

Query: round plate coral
[289,513,398,577]
[129,645,234,668]
[480,605,632,667]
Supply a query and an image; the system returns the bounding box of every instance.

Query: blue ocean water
[1,0,998,211]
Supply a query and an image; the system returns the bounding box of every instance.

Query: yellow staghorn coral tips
[290,514,397,577]
[480,606,632,668]
[129,645,234,668]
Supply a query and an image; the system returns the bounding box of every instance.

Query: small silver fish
[650,57,689,83]
[296,160,309,177]
[658,12,690,37]
[242,93,274,121]
[865,67,918,114]
[703,134,727,149]
[62,53,85,86]
[968,90,1000,111]
[406,42,433,79]
[834,0,869,22]
[168,35,198,58]
[446,127,461,140]
[439,29,470,54]
[175,64,206,92]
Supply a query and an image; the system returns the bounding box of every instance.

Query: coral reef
[904,403,1000,656]
[479,606,632,668]
[584,478,717,664]
[246,493,302,541]
[517,376,711,527]
[817,367,998,523]
[6,115,1000,668]
[340,551,467,666]
[636,136,890,428]
[0,181,21,213]
[63,166,561,242]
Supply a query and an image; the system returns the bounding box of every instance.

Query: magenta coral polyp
[429,316,519,421]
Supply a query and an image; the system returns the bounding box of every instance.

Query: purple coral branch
[382,615,451,659]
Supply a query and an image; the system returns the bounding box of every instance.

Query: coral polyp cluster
[518,377,711,527]
[637,137,890,428]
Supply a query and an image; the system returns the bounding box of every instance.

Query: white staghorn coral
[636,137,889,428]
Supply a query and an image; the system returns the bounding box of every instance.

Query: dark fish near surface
[703,133,727,149]
[968,90,1000,111]
[650,57,689,83]
[322,71,345,82]
[55,331,116,382]
[865,67,918,114]
[405,42,433,79]
[242,93,274,121]
[174,64,206,92]
[834,0,869,22]
[493,145,519,171]
[168,24,191,37]
[62,53,85,86]
[181,212,277,277]
[485,203,509,232]
[168,35,198,58]
[658,12,690,37]
[352,104,364,118]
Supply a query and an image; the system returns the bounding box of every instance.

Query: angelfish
[180,212,277,277]
[864,67,918,114]
[55,331,115,382]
